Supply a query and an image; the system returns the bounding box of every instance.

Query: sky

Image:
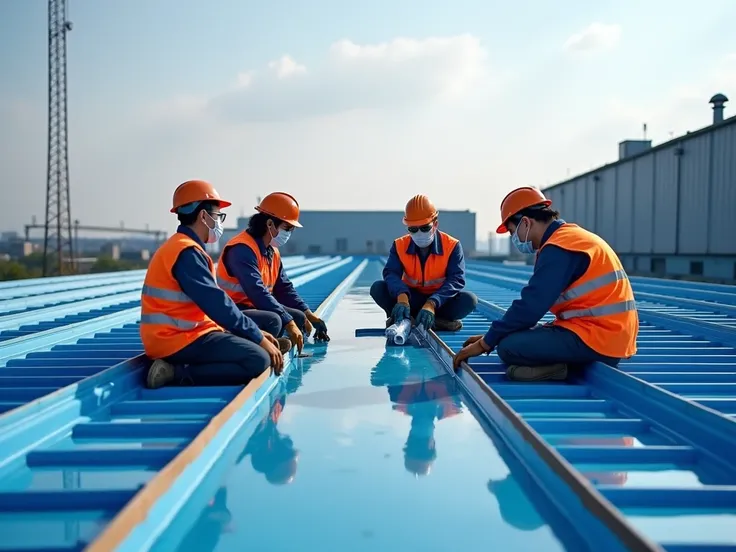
[1,0,735,240]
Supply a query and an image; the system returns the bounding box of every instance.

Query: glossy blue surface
[6,256,736,551]
[151,282,580,552]
[0,256,364,551]
[459,261,736,549]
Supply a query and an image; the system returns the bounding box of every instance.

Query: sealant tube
[391,319,412,345]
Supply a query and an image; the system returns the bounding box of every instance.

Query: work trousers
[496,325,621,368]
[165,331,270,386]
[240,306,307,337]
[369,280,478,321]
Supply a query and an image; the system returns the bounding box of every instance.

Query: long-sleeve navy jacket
[482,219,590,349]
[170,226,263,343]
[383,233,466,309]
[222,232,310,327]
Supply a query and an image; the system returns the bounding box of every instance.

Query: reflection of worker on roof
[455,186,639,382]
[139,180,286,389]
[237,395,299,485]
[371,194,478,333]
[371,349,463,477]
[216,192,330,355]
[487,476,545,531]
[177,487,233,551]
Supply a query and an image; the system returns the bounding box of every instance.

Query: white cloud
[564,23,622,54]
[268,55,307,79]
[209,35,490,123]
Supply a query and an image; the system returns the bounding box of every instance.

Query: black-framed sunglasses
[407,224,433,234]
[208,211,227,224]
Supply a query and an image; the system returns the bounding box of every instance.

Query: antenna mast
[43,0,75,276]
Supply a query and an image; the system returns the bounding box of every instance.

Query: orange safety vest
[540,224,638,359]
[216,231,281,307]
[395,231,459,295]
[139,233,222,359]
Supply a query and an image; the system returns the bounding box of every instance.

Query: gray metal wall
[221,210,476,256]
[543,119,736,256]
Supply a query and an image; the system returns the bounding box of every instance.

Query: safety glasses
[407,224,433,234]
[208,211,227,223]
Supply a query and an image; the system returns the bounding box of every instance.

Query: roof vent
[709,93,729,124]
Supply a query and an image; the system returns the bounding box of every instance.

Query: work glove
[309,315,330,342]
[416,301,436,330]
[391,293,410,323]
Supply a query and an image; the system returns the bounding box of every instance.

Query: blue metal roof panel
[3,256,736,550]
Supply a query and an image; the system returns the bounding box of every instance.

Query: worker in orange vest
[140,180,289,389]
[371,194,477,331]
[216,192,329,354]
[454,187,639,381]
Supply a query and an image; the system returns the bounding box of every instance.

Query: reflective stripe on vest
[553,268,637,320]
[216,277,244,295]
[395,231,459,295]
[542,223,638,359]
[215,231,280,306]
[141,284,191,303]
[553,269,627,305]
[557,299,637,320]
[139,233,221,359]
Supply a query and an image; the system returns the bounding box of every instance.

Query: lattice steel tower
[43,0,74,276]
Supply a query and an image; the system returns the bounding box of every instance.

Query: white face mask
[411,228,435,248]
[270,225,292,248]
[204,212,224,244]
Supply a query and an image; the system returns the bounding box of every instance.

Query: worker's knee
[438,291,478,321]
[370,280,390,303]
[495,335,520,366]
[455,291,478,318]
[289,308,307,332]
[258,311,283,336]
[250,346,271,376]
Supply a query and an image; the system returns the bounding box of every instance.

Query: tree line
[0,253,149,281]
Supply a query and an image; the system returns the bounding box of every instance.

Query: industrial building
[542,93,736,282]
[220,209,477,256]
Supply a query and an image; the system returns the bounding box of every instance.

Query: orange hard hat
[403,194,438,226]
[496,186,551,234]
[255,192,302,227]
[171,180,231,214]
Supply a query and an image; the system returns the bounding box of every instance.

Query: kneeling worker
[454,186,638,381]
[140,180,287,389]
[371,194,477,331]
[216,192,329,353]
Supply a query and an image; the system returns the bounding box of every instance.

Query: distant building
[542,93,736,282]
[221,210,476,256]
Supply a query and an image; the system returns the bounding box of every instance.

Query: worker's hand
[262,331,279,347]
[313,320,330,343]
[303,316,313,337]
[416,301,435,330]
[453,338,492,370]
[391,293,410,323]
[307,313,328,335]
[285,320,304,354]
[462,334,484,347]
[259,333,284,375]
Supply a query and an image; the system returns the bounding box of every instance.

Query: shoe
[277,337,293,354]
[146,359,176,389]
[433,318,463,332]
[506,363,568,382]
